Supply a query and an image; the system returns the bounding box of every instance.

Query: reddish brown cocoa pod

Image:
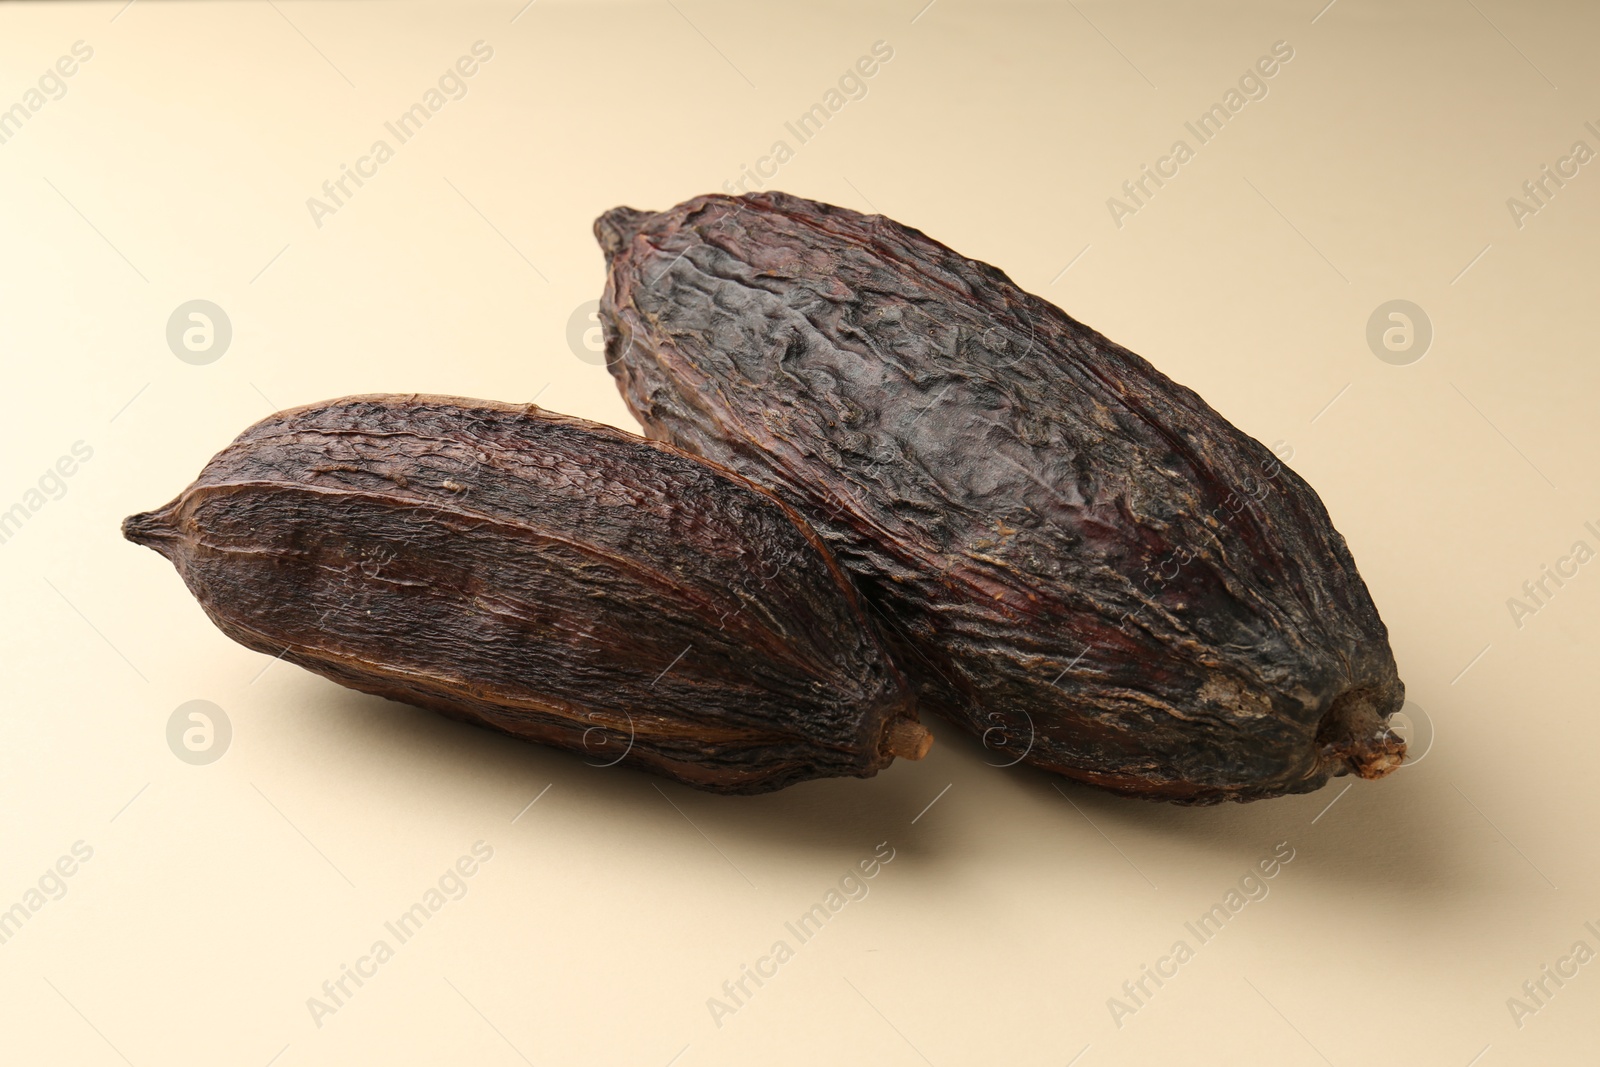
[123,394,926,794]
[595,191,1405,804]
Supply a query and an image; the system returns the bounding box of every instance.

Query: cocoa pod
[123,394,928,794]
[595,191,1405,804]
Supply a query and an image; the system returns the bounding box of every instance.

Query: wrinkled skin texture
[596,191,1405,803]
[124,394,923,794]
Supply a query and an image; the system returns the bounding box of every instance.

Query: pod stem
[1317,689,1406,780]
[884,719,934,761]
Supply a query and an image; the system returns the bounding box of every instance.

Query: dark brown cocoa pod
[595,191,1405,804]
[123,394,927,794]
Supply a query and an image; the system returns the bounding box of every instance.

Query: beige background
[1,0,1595,1063]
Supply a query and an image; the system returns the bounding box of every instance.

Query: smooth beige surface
[2,1,1595,1064]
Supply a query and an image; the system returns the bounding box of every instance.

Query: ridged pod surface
[123,394,926,794]
[595,191,1405,803]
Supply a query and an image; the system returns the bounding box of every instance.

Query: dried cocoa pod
[595,191,1405,804]
[123,394,928,794]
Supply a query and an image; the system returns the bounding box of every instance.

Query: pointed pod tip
[594,206,653,260]
[122,507,176,553]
